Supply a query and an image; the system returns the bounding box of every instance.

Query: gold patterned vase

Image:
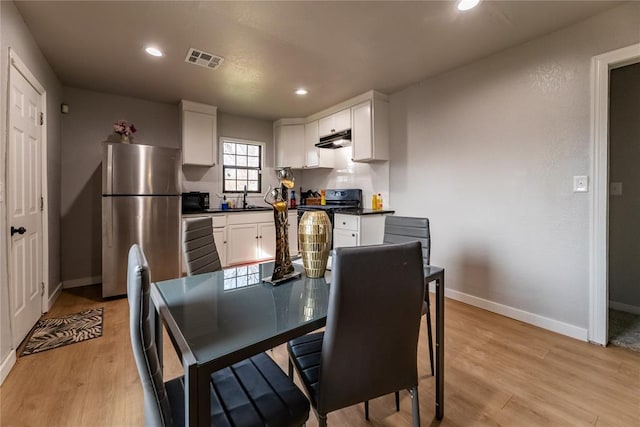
[298,211,332,278]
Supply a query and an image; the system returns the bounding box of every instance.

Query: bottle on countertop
[320,189,326,206]
[377,193,383,210]
[372,194,378,210]
[290,190,297,209]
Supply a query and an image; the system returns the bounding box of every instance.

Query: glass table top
[153,262,330,365]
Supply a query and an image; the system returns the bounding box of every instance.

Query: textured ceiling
[14,1,620,120]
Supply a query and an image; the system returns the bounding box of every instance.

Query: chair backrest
[182,217,222,276]
[317,241,425,414]
[127,244,172,427]
[384,216,430,267]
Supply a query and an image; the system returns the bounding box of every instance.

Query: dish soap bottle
[377,193,383,210]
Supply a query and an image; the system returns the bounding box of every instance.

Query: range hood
[315,129,352,149]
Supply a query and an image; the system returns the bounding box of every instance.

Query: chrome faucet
[242,185,248,209]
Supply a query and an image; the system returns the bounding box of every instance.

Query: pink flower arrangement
[113,120,137,136]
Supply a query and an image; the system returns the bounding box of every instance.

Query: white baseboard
[445,288,589,342]
[0,349,16,386]
[62,275,102,289]
[47,282,63,311]
[609,300,640,315]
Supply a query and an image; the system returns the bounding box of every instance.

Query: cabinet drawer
[334,214,359,231]
[211,215,227,228]
[227,211,272,225]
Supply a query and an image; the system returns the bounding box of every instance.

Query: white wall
[1,0,63,380]
[389,3,640,338]
[609,62,640,311]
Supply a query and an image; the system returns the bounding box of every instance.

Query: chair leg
[410,387,420,427]
[426,294,435,376]
[364,400,369,420]
[318,414,328,427]
[395,391,400,411]
[288,358,293,378]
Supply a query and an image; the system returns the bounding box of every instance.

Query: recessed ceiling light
[145,47,163,57]
[457,0,480,11]
[295,88,308,96]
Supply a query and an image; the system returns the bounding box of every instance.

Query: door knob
[11,226,26,236]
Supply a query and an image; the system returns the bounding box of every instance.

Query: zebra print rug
[20,308,103,356]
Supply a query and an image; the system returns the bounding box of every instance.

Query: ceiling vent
[185,48,224,70]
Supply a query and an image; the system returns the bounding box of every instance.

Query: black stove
[297,189,362,239]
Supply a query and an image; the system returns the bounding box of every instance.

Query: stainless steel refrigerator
[102,143,181,297]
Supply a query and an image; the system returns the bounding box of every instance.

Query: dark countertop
[338,209,395,216]
[182,207,296,216]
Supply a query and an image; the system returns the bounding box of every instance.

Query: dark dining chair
[127,244,310,427]
[182,217,222,275]
[383,215,434,377]
[287,242,425,427]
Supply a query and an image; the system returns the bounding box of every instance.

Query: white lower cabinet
[288,212,298,255]
[333,213,387,249]
[227,212,272,265]
[212,227,227,267]
[228,223,261,265]
[183,211,298,268]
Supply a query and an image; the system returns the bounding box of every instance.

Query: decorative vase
[120,134,130,143]
[298,211,332,278]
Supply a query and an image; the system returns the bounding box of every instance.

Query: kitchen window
[222,138,262,193]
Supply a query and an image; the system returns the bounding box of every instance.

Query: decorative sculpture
[263,167,301,284]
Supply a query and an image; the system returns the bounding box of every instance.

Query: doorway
[607,62,640,351]
[589,43,640,346]
[6,49,48,348]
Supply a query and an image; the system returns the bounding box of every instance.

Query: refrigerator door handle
[105,197,113,248]
[106,144,113,194]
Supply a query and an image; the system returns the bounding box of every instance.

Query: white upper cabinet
[180,100,217,166]
[318,108,351,137]
[274,121,305,169]
[351,98,389,162]
[304,121,334,168]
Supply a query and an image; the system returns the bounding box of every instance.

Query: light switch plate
[573,176,589,192]
[610,182,623,196]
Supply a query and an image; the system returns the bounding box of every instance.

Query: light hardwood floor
[1,284,639,426]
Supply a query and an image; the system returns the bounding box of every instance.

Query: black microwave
[182,192,210,213]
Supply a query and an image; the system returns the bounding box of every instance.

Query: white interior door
[8,61,44,347]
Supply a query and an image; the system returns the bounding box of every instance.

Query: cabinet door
[318,108,351,137]
[288,212,298,254]
[213,228,227,267]
[333,108,351,134]
[182,110,217,166]
[258,222,276,260]
[227,224,258,265]
[304,121,320,167]
[333,228,358,249]
[352,101,373,161]
[275,124,304,169]
[304,121,334,169]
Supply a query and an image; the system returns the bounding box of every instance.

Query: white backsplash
[299,147,390,209]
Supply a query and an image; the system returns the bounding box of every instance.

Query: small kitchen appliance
[181,191,210,213]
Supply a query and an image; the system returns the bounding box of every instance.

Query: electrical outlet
[573,176,589,193]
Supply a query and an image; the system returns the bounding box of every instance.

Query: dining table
[150,261,445,426]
